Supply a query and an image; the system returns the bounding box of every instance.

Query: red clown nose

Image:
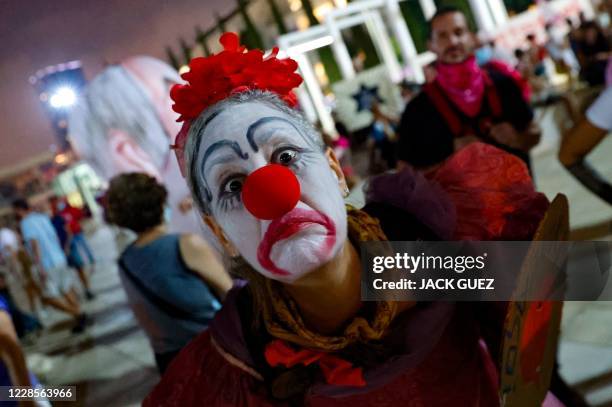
[242,164,301,220]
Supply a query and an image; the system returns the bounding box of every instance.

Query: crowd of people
[135,9,606,405]
[331,7,612,207]
[2,198,92,334]
[0,197,96,401]
[0,5,611,406]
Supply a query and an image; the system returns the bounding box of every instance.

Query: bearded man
[398,7,541,172]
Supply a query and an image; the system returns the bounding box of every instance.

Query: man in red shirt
[49,197,95,300]
[61,203,84,235]
[59,200,95,265]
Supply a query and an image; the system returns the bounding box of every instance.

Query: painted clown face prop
[68,56,202,235]
[69,56,181,181]
[173,33,348,283]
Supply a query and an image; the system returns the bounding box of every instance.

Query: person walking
[12,199,86,333]
[53,198,96,268]
[106,173,232,374]
[559,86,612,204]
[1,227,45,315]
[49,198,94,300]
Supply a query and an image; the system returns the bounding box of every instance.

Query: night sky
[0,0,229,171]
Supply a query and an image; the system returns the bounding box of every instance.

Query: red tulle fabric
[426,142,549,241]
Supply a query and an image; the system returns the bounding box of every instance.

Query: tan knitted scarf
[261,205,399,352]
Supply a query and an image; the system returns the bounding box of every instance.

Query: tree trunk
[196,27,211,56]
[237,0,265,49]
[179,38,193,64]
[216,13,227,33]
[299,0,342,84]
[166,46,180,70]
[300,0,319,26]
[266,0,288,35]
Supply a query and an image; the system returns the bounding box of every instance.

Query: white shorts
[40,265,76,298]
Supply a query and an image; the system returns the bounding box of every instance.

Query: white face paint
[193,101,347,283]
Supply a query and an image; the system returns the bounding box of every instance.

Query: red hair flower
[170,32,303,177]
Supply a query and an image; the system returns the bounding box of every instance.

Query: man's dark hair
[106,172,168,233]
[428,6,464,38]
[11,198,30,211]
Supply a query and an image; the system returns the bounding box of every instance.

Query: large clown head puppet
[175,33,349,283]
[68,56,200,234]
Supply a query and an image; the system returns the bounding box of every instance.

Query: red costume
[145,33,560,407]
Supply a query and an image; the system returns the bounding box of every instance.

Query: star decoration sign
[351,84,384,112]
[332,66,401,131]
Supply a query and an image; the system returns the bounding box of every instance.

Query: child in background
[369,103,398,172]
[322,124,358,189]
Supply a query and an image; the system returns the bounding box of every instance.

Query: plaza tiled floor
[8,101,612,406]
[10,225,158,407]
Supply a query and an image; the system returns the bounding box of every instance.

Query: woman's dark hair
[106,173,168,233]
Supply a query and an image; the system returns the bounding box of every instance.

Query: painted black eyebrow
[206,152,244,171]
[195,113,312,206]
[246,116,314,152]
[191,110,241,206]
[201,140,249,172]
[197,140,249,203]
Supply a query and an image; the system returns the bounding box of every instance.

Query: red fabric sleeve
[144,331,280,407]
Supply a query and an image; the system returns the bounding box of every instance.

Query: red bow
[264,339,366,387]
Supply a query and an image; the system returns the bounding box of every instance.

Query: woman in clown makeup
[145,33,559,406]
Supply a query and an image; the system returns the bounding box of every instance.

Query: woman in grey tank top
[106,173,232,373]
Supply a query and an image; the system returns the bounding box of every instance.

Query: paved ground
[533,102,612,407]
[8,225,157,407]
[6,99,612,406]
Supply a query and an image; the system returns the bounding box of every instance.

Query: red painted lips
[257,208,336,276]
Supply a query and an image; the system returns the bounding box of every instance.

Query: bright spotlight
[49,87,77,108]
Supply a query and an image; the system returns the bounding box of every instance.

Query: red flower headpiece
[170,32,303,177]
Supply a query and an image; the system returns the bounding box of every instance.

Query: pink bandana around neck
[435,56,485,117]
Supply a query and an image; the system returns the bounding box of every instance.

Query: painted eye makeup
[223,177,244,193]
[271,146,300,166]
[217,174,246,212]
